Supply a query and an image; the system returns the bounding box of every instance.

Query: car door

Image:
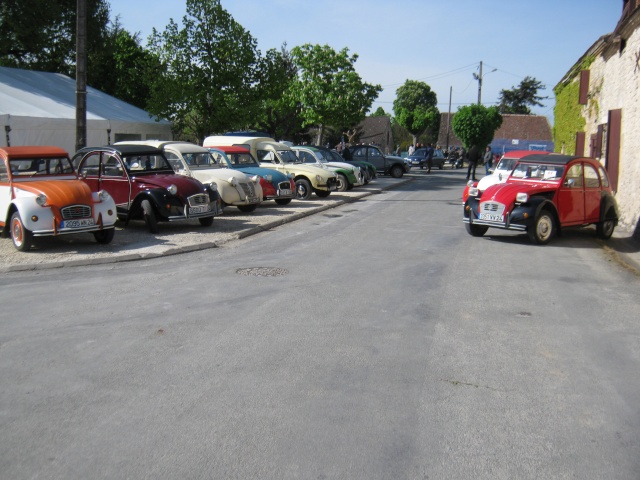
[0,158,10,227]
[583,162,602,223]
[78,151,132,211]
[557,162,585,225]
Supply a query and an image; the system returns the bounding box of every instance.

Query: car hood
[233,166,289,181]
[482,180,558,202]
[131,173,206,195]
[15,179,94,204]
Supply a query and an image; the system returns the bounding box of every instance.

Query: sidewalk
[0,177,412,273]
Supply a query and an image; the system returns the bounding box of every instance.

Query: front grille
[188,193,209,207]
[327,178,338,188]
[61,205,91,219]
[481,202,505,215]
[239,182,256,197]
[278,181,291,190]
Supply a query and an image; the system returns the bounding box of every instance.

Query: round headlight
[287,173,294,179]
[98,190,111,201]
[516,192,529,203]
[265,174,273,182]
[228,177,238,186]
[35,194,47,206]
[167,184,178,195]
[251,175,259,183]
[316,175,323,182]
[208,182,218,191]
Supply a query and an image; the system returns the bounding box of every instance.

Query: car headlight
[265,174,273,182]
[228,177,238,186]
[287,173,294,179]
[466,180,475,187]
[207,182,218,191]
[516,192,528,203]
[167,184,178,195]
[250,175,259,183]
[468,187,479,197]
[316,175,323,182]
[35,193,47,206]
[98,190,111,201]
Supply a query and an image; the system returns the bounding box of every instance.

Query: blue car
[206,146,295,205]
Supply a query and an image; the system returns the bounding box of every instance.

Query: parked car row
[1,136,382,251]
[463,151,619,245]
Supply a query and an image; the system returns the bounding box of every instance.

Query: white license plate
[479,213,504,222]
[61,218,95,228]
[189,205,210,215]
[279,189,292,196]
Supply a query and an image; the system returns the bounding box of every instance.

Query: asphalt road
[1,168,639,479]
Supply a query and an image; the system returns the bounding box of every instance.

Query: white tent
[0,66,172,155]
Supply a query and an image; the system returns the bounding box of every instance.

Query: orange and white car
[0,146,117,251]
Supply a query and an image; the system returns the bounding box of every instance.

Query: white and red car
[0,146,117,251]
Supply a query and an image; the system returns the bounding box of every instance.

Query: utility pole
[473,60,496,106]
[76,0,87,152]
[446,86,452,150]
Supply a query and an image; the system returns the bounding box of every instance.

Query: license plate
[279,189,292,196]
[479,213,504,222]
[189,205,210,215]
[248,197,259,203]
[61,218,95,228]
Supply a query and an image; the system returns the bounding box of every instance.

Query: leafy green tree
[288,44,382,145]
[147,0,261,142]
[251,44,305,141]
[498,76,546,114]
[371,107,389,117]
[393,80,440,146]
[0,0,110,76]
[451,104,503,149]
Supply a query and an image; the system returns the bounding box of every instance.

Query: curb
[2,179,411,273]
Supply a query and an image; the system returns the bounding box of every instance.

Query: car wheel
[10,212,33,252]
[315,189,331,198]
[275,198,292,206]
[390,165,403,178]
[295,178,312,200]
[336,173,349,192]
[528,209,555,245]
[237,204,258,213]
[465,222,488,237]
[141,199,159,233]
[438,163,444,170]
[596,208,616,239]
[199,216,214,227]
[93,228,115,244]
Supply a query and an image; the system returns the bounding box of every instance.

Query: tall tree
[451,104,503,149]
[288,44,382,145]
[393,80,440,146]
[0,0,110,76]
[147,0,261,142]
[498,76,546,114]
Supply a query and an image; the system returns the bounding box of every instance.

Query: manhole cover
[236,267,289,277]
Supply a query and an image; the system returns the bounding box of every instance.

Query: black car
[343,145,406,178]
[407,148,446,169]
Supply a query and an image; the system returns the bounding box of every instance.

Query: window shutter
[579,70,590,105]
[575,131,585,156]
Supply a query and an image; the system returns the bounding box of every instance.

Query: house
[554,0,640,233]
[437,112,554,153]
[0,66,172,155]
[355,116,394,154]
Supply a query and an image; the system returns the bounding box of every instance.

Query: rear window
[9,157,74,176]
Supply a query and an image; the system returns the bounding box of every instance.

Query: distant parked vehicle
[0,146,117,251]
[407,148,446,170]
[343,145,407,178]
[291,145,364,192]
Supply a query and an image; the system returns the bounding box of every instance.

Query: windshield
[510,162,565,181]
[496,157,518,172]
[329,151,345,162]
[123,154,173,173]
[316,149,334,162]
[182,152,219,169]
[225,151,259,167]
[278,150,299,163]
[9,157,74,177]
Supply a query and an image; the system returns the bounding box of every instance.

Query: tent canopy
[0,66,172,155]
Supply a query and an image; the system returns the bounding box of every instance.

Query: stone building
[555,0,640,233]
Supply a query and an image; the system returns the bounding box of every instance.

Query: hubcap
[538,216,552,241]
[12,219,23,246]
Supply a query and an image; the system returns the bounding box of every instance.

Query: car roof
[1,146,69,158]
[292,145,319,151]
[77,145,164,156]
[503,150,550,159]
[210,145,251,154]
[517,153,578,165]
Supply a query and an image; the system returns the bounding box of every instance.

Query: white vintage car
[0,146,117,251]
[116,141,263,213]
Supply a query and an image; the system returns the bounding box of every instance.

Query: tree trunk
[316,124,325,146]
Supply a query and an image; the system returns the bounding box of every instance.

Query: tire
[10,212,33,252]
[295,178,312,200]
[528,209,555,245]
[237,204,258,213]
[93,228,115,244]
[141,199,159,233]
[596,208,616,239]
[315,189,331,198]
[390,165,403,178]
[336,173,349,192]
[275,198,292,206]
[438,162,444,170]
[199,216,214,227]
[465,222,488,237]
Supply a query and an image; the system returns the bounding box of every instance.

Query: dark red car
[72,145,222,233]
[463,154,618,244]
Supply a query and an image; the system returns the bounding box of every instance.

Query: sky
[106,0,622,125]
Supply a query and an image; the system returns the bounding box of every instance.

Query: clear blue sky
[107,0,622,124]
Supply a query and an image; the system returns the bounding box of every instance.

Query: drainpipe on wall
[4,125,10,147]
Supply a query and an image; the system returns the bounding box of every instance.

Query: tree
[288,44,382,145]
[147,0,261,142]
[371,107,389,117]
[498,76,546,114]
[393,80,440,146]
[0,0,110,77]
[451,104,503,149]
